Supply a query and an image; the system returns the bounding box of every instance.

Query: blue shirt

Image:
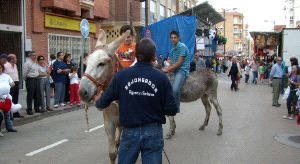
[169,42,190,76]
[270,63,284,78]
[52,60,68,83]
[95,62,178,128]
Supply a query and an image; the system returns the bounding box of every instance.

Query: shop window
[48,34,90,65]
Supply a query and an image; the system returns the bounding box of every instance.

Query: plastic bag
[282,86,290,100]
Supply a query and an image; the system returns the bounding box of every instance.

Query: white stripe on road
[25,139,69,157]
[85,124,104,133]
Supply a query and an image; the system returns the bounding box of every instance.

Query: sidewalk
[13,89,86,126]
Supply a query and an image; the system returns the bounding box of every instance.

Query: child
[69,67,80,106]
[245,63,251,83]
[258,63,265,83]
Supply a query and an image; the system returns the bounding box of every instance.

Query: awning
[178,2,224,26]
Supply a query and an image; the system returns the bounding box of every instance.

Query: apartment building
[216,12,244,54]
[102,0,197,42]
[284,0,300,28]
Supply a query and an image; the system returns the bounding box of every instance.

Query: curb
[13,104,91,127]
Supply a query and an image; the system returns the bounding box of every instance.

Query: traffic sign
[80,19,90,38]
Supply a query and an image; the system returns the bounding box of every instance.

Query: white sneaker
[288,116,294,120]
[54,104,59,108]
[60,103,66,107]
[283,115,289,119]
[0,131,3,137]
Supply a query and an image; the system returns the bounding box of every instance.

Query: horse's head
[79,29,130,102]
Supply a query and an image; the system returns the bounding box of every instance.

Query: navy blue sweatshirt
[95,62,178,128]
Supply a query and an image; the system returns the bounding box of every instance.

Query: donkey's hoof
[217,130,222,135]
[171,130,175,135]
[199,126,205,131]
[165,133,173,139]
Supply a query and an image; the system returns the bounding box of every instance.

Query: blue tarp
[142,16,196,60]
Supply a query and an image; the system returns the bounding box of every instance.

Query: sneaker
[288,116,294,120]
[77,103,81,106]
[54,104,59,108]
[70,103,73,106]
[0,131,3,137]
[283,115,290,119]
[60,103,66,107]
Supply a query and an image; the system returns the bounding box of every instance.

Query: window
[172,0,176,9]
[160,5,165,20]
[48,34,90,65]
[140,1,145,23]
[150,0,157,23]
[168,9,171,17]
[171,10,175,16]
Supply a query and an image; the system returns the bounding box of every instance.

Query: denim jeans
[252,71,258,84]
[54,82,66,105]
[170,71,187,113]
[39,78,51,109]
[118,123,163,164]
[0,111,14,130]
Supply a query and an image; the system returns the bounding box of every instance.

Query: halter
[83,48,121,100]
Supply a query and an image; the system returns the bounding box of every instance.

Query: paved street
[1,75,300,164]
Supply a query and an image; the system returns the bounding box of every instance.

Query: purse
[0,98,12,112]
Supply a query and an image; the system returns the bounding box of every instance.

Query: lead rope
[163,148,171,164]
[84,103,90,132]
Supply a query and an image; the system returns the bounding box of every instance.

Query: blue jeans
[252,71,258,84]
[170,71,187,113]
[0,111,14,130]
[118,123,163,164]
[54,82,66,105]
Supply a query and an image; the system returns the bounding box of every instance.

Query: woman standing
[63,53,75,104]
[227,57,241,91]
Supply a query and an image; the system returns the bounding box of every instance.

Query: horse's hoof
[199,126,205,131]
[217,131,222,135]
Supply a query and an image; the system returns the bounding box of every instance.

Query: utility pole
[223,9,226,56]
[145,0,148,26]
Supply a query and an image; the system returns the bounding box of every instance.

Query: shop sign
[45,14,96,33]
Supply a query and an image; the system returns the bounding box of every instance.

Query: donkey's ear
[95,29,107,48]
[107,30,131,55]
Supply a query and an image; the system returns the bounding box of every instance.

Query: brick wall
[94,0,109,19]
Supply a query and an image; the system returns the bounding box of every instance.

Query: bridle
[83,46,121,100]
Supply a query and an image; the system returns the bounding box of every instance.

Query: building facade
[284,0,300,28]
[216,12,244,54]
[102,0,197,42]
[26,0,109,64]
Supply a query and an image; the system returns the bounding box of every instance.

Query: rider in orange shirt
[115,25,136,68]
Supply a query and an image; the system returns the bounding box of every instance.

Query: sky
[197,0,286,31]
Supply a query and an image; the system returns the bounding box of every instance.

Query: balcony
[41,0,79,13]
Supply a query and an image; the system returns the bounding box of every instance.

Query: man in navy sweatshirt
[95,38,178,164]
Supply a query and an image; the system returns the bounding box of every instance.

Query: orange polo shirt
[116,43,136,68]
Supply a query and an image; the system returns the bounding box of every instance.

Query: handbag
[0,98,12,112]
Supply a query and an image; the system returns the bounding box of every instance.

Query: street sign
[80,19,90,38]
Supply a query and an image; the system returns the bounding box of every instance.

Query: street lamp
[264,20,276,32]
[223,8,237,56]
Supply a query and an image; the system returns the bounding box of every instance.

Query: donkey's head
[79,29,130,102]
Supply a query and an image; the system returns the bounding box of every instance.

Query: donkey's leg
[199,94,212,131]
[104,122,118,164]
[165,116,176,139]
[115,126,122,149]
[208,95,223,135]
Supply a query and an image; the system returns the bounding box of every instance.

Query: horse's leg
[165,116,176,139]
[199,94,212,131]
[104,121,117,164]
[208,94,223,135]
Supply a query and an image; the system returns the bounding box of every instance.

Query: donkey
[79,29,130,164]
[165,69,223,139]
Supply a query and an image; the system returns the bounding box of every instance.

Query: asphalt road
[1,75,300,164]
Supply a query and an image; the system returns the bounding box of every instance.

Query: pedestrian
[227,56,241,91]
[157,54,164,69]
[37,55,52,112]
[115,25,136,68]
[49,54,56,98]
[4,54,23,118]
[69,67,80,106]
[162,30,190,139]
[270,57,284,107]
[23,51,42,115]
[0,63,17,133]
[250,59,258,84]
[245,62,251,83]
[95,38,177,163]
[205,57,212,70]
[63,53,75,104]
[52,52,70,108]
[284,65,300,120]
[194,50,206,71]
[258,62,265,83]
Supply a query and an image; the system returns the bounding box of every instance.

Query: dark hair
[0,53,8,60]
[56,52,63,58]
[135,38,156,63]
[64,53,71,62]
[290,57,299,66]
[0,63,5,71]
[120,25,134,36]
[37,55,45,61]
[50,54,56,60]
[297,66,300,75]
[71,66,78,72]
[170,31,179,37]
